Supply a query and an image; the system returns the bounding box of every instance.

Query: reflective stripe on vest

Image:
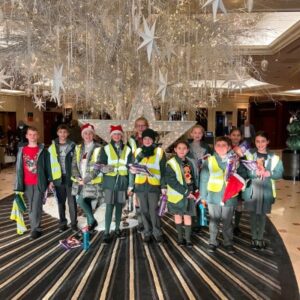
[135,147,163,186]
[246,153,280,197]
[128,138,137,155]
[207,156,225,192]
[167,157,184,204]
[48,142,62,181]
[104,144,131,177]
[72,145,103,184]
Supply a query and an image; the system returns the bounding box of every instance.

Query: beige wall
[0,94,44,142]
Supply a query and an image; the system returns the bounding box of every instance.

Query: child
[99,125,133,244]
[133,128,166,243]
[188,125,212,232]
[228,128,244,236]
[127,117,149,233]
[14,126,52,239]
[200,136,239,254]
[166,140,198,247]
[48,124,77,232]
[71,123,102,231]
[243,131,283,250]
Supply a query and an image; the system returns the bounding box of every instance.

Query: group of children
[14,119,283,253]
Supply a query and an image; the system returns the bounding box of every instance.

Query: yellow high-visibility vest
[134,147,163,186]
[207,156,225,192]
[166,157,184,204]
[71,145,102,184]
[246,153,280,197]
[48,142,62,181]
[104,144,131,177]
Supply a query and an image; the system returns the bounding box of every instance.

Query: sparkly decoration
[137,16,157,63]
[80,91,196,150]
[0,68,12,88]
[208,91,218,107]
[163,41,177,63]
[156,69,169,102]
[202,0,227,22]
[33,88,46,111]
[50,65,65,106]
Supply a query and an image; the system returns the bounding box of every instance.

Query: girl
[133,128,166,243]
[166,140,198,247]
[71,123,102,231]
[244,131,283,250]
[99,125,133,244]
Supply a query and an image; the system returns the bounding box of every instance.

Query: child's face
[135,121,148,135]
[57,129,69,142]
[143,136,153,147]
[190,128,203,142]
[82,130,94,143]
[255,136,269,153]
[26,130,39,144]
[174,143,189,159]
[111,133,122,143]
[214,141,230,157]
[229,130,241,146]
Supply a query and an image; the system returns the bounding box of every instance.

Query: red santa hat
[110,125,124,136]
[222,173,246,204]
[81,123,95,136]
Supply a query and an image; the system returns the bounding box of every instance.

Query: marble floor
[1,165,300,292]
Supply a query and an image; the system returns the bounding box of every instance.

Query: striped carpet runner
[0,195,298,300]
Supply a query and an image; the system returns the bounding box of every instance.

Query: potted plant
[282,112,300,181]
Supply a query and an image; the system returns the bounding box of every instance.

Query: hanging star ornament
[137,17,157,63]
[79,90,196,150]
[50,64,65,106]
[33,87,46,111]
[156,69,169,102]
[163,41,177,63]
[202,0,227,22]
[0,68,12,88]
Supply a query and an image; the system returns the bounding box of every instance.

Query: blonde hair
[134,117,149,128]
[190,124,205,134]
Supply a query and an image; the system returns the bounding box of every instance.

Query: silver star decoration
[246,0,254,12]
[137,17,157,63]
[208,91,218,107]
[33,87,46,111]
[50,64,65,106]
[202,0,227,22]
[229,71,248,93]
[80,91,196,150]
[0,68,12,88]
[156,69,169,102]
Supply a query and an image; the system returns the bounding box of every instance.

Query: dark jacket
[48,138,76,187]
[99,141,133,191]
[15,144,52,193]
[165,156,198,197]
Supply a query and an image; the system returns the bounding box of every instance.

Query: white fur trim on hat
[110,130,123,136]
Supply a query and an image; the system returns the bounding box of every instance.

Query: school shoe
[115,230,126,239]
[29,230,42,240]
[88,220,98,232]
[177,239,186,247]
[58,224,69,233]
[155,235,163,244]
[251,239,258,251]
[71,225,79,232]
[103,234,110,244]
[256,240,266,250]
[186,241,193,248]
[224,245,235,254]
[208,244,217,253]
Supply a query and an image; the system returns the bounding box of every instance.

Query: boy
[99,125,133,244]
[200,136,239,254]
[48,124,77,232]
[15,126,52,239]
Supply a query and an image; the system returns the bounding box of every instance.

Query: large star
[79,93,196,150]
[202,0,227,22]
[137,17,157,63]
[0,68,12,88]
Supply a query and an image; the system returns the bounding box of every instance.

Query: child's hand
[201,199,207,206]
[187,192,196,200]
[78,180,84,186]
